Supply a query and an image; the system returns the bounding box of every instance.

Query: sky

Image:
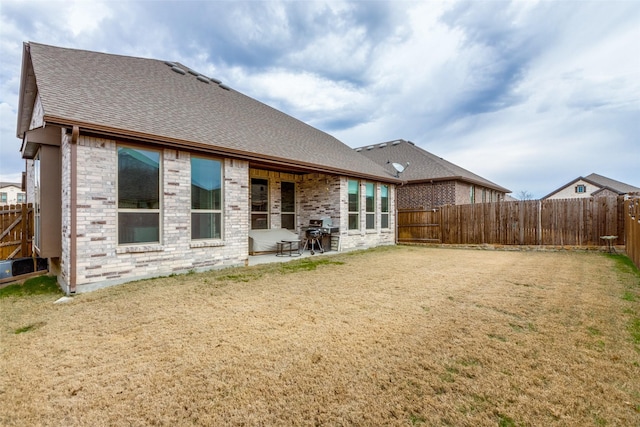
[0,0,638,199]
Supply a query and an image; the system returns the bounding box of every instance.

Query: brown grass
[1,246,639,426]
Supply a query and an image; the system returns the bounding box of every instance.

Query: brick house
[356,140,510,210]
[542,173,640,200]
[16,42,400,294]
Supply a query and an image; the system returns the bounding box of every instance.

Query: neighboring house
[542,173,640,200]
[0,182,26,206]
[355,140,510,210]
[16,42,401,294]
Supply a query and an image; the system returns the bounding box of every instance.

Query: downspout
[69,125,79,294]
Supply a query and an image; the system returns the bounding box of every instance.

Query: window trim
[365,182,375,230]
[381,184,389,229]
[117,145,162,246]
[280,181,296,231]
[348,179,360,230]
[191,155,223,241]
[251,177,270,229]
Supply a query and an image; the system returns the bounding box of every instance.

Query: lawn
[1,246,639,426]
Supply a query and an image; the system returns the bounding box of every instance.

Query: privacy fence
[398,196,626,247]
[0,204,34,260]
[625,197,640,269]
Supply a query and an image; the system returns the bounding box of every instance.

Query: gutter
[68,125,79,294]
[42,116,403,185]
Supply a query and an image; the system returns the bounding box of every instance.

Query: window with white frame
[0,193,6,203]
[365,182,375,229]
[117,146,161,244]
[251,178,269,229]
[348,179,359,230]
[17,193,26,203]
[575,185,586,193]
[191,156,222,240]
[381,185,389,229]
[280,181,296,230]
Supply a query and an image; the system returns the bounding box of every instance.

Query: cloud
[0,0,638,198]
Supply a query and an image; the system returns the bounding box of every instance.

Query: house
[16,42,401,294]
[355,140,510,210]
[0,182,26,206]
[542,173,640,200]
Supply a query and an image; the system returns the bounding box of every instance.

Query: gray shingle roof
[18,42,398,182]
[583,173,640,194]
[543,173,640,198]
[355,139,510,193]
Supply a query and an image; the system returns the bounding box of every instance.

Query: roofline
[408,176,510,193]
[541,176,601,199]
[43,116,402,184]
[16,42,32,139]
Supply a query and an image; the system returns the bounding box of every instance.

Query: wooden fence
[398,197,625,247]
[625,197,640,269]
[0,204,34,259]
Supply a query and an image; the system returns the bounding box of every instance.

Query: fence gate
[397,208,441,243]
[0,204,34,259]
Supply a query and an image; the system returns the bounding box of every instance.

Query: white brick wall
[69,137,250,293]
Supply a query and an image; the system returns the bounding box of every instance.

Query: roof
[543,173,640,199]
[0,182,21,189]
[354,139,510,193]
[17,42,399,183]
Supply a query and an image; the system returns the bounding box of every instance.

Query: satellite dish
[391,163,405,174]
[390,162,410,177]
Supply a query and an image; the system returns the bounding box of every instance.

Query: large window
[118,146,160,244]
[381,185,389,229]
[0,193,6,203]
[348,179,359,230]
[281,181,295,230]
[365,182,375,229]
[251,178,269,229]
[191,157,222,240]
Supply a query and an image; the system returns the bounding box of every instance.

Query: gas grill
[303,217,339,254]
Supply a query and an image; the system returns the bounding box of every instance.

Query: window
[0,193,6,203]
[470,185,475,204]
[191,156,222,240]
[575,185,586,193]
[281,182,296,230]
[118,146,160,244]
[17,193,26,203]
[348,179,359,230]
[381,185,389,229]
[365,182,375,229]
[251,178,269,229]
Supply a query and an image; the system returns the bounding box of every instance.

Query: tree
[517,190,534,200]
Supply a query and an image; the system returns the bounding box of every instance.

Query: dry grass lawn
[1,246,639,426]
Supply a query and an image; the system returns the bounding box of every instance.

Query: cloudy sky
[0,0,638,198]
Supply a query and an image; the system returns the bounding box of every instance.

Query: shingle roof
[18,42,398,182]
[354,139,510,193]
[583,173,640,194]
[542,173,640,198]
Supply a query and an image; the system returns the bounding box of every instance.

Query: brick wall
[68,136,249,293]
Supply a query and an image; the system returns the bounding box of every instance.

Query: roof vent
[209,77,222,84]
[187,69,199,76]
[196,75,210,84]
[164,61,176,67]
[391,140,402,145]
[379,143,387,148]
[366,145,374,150]
[219,83,231,91]
[355,148,363,152]
[171,66,186,75]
